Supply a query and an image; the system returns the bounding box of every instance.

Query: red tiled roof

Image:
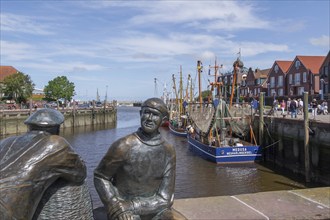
[297,56,326,74]
[0,66,19,81]
[276,61,292,73]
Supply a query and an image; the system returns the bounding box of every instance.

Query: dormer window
[274,65,279,73]
[295,60,301,69]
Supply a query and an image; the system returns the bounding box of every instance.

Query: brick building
[286,56,325,96]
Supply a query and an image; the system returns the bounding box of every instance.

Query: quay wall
[253,116,330,185]
[0,107,117,137]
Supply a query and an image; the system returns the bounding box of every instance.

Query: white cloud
[0,13,54,35]
[310,35,330,47]
[78,1,270,31]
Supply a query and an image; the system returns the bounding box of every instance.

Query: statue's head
[140,98,168,134]
[24,108,64,135]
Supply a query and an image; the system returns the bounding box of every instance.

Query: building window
[278,88,283,96]
[270,89,276,96]
[295,73,300,85]
[278,75,283,86]
[298,87,304,95]
[295,60,300,69]
[289,74,292,84]
[270,76,275,88]
[323,65,329,78]
[303,72,307,83]
[274,65,279,73]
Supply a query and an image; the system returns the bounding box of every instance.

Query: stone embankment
[0,106,117,136]
[254,112,330,185]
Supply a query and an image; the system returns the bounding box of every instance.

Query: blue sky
[1,0,329,101]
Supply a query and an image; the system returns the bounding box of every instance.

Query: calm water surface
[62,106,306,208]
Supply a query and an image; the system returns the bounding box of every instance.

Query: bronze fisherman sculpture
[0,108,91,220]
[94,98,186,220]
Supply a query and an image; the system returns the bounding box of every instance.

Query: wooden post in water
[303,92,310,182]
[259,92,264,146]
[29,98,33,115]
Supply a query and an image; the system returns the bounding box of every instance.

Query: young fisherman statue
[94,98,186,220]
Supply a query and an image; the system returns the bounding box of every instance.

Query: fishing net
[225,103,252,137]
[188,103,215,134]
[32,179,94,220]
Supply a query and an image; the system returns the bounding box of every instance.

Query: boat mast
[185,74,191,102]
[229,63,237,108]
[208,57,222,101]
[197,60,203,105]
[172,74,178,107]
[179,65,183,115]
[154,78,158,97]
[229,57,244,108]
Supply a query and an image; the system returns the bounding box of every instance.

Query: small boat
[168,66,192,137]
[169,123,187,137]
[187,59,261,164]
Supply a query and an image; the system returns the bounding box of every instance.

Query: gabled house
[0,66,19,82]
[319,51,330,99]
[267,61,292,97]
[0,66,20,99]
[286,55,325,96]
[245,68,270,97]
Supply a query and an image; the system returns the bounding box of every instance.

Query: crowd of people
[251,97,328,119]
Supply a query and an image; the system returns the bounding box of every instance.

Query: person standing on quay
[311,98,318,119]
[290,98,298,118]
[287,98,291,114]
[280,100,286,115]
[94,98,186,220]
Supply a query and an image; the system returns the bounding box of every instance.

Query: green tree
[44,76,75,106]
[201,90,211,101]
[3,72,34,103]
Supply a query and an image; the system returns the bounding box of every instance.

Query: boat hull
[169,124,187,137]
[187,134,261,163]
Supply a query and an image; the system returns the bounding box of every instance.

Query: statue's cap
[142,98,168,118]
[24,108,64,127]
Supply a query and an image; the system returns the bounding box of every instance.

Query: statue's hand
[108,200,134,220]
[117,211,141,220]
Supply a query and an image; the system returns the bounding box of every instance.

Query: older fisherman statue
[0,108,93,220]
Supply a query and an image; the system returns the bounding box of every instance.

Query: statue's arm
[94,140,134,219]
[132,150,176,215]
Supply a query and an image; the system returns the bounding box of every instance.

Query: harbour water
[61,106,307,209]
